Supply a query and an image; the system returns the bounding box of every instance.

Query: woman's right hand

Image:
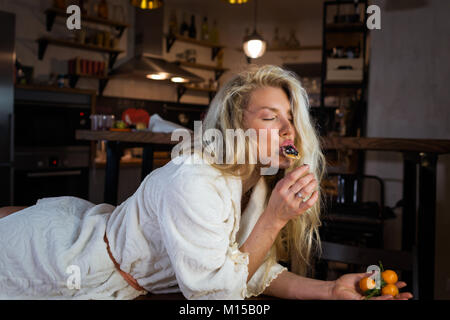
[265,164,319,227]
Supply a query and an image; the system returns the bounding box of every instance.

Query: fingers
[277,164,309,192]
[368,293,413,300]
[370,295,394,300]
[296,190,319,213]
[367,290,413,300]
[290,173,317,196]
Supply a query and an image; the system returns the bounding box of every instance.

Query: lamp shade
[221,0,249,4]
[131,0,163,10]
[243,31,266,59]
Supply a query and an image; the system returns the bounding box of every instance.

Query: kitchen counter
[76,129,177,145]
[94,152,171,169]
[77,130,450,154]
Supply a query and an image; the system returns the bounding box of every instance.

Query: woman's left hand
[329,272,414,300]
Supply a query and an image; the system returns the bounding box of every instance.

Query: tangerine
[359,277,376,292]
[381,270,398,284]
[381,283,399,297]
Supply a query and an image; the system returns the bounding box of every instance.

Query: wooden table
[76,130,177,205]
[322,136,450,300]
[77,131,450,299]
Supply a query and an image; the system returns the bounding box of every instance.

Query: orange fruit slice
[359,277,376,292]
[381,270,398,284]
[381,283,399,297]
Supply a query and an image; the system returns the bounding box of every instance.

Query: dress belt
[103,233,146,292]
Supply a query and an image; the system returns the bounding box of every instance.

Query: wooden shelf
[174,60,228,80]
[15,83,96,96]
[69,73,109,80]
[40,8,129,97]
[76,130,177,145]
[45,8,129,36]
[322,80,365,95]
[322,137,450,154]
[37,37,124,70]
[319,1,369,140]
[166,34,225,60]
[172,34,225,49]
[183,85,217,93]
[38,36,124,55]
[323,80,364,87]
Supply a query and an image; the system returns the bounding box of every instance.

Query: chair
[320,173,393,249]
[318,241,419,299]
[315,173,419,299]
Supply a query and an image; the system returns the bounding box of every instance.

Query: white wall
[365,0,450,299]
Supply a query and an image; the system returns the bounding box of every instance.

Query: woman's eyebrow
[259,106,279,112]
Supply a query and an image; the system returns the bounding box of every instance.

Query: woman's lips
[280,139,295,147]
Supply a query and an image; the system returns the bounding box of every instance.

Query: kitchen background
[0,0,449,299]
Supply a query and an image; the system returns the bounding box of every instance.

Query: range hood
[111,7,203,84]
[111,54,203,83]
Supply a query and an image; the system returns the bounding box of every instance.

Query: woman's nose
[279,118,294,137]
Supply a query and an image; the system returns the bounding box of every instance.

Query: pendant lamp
[221,0,249,4]
[131,0,163,10]
[243,0,266,59]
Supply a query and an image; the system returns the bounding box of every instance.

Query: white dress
[0,153,287,299]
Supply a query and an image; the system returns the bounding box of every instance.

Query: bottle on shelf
[271,27,281,49]
[79,0,88,15]
[201,17,209,41]
[209,19,219,44]
[53,0,66,10]
[277,32,287,49]
[188,14,197,39]
[169,10,178,37]
[352,0,361,23]
[97,0,108,20]
[89,0,99,17]
[75,28,86,44]
[179,13,189,36]
[287,29,300,49]
[112,4,125,23]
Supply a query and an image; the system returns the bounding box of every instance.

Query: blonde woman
[0,65,412,300]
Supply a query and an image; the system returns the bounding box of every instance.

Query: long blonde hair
[198,65,326,276]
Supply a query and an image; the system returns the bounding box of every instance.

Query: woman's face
[243,86,296,170]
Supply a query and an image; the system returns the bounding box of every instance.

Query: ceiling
[165,0,326,24]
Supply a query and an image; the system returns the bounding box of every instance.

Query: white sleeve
[157,171,249,300]
[246,257,288,298]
